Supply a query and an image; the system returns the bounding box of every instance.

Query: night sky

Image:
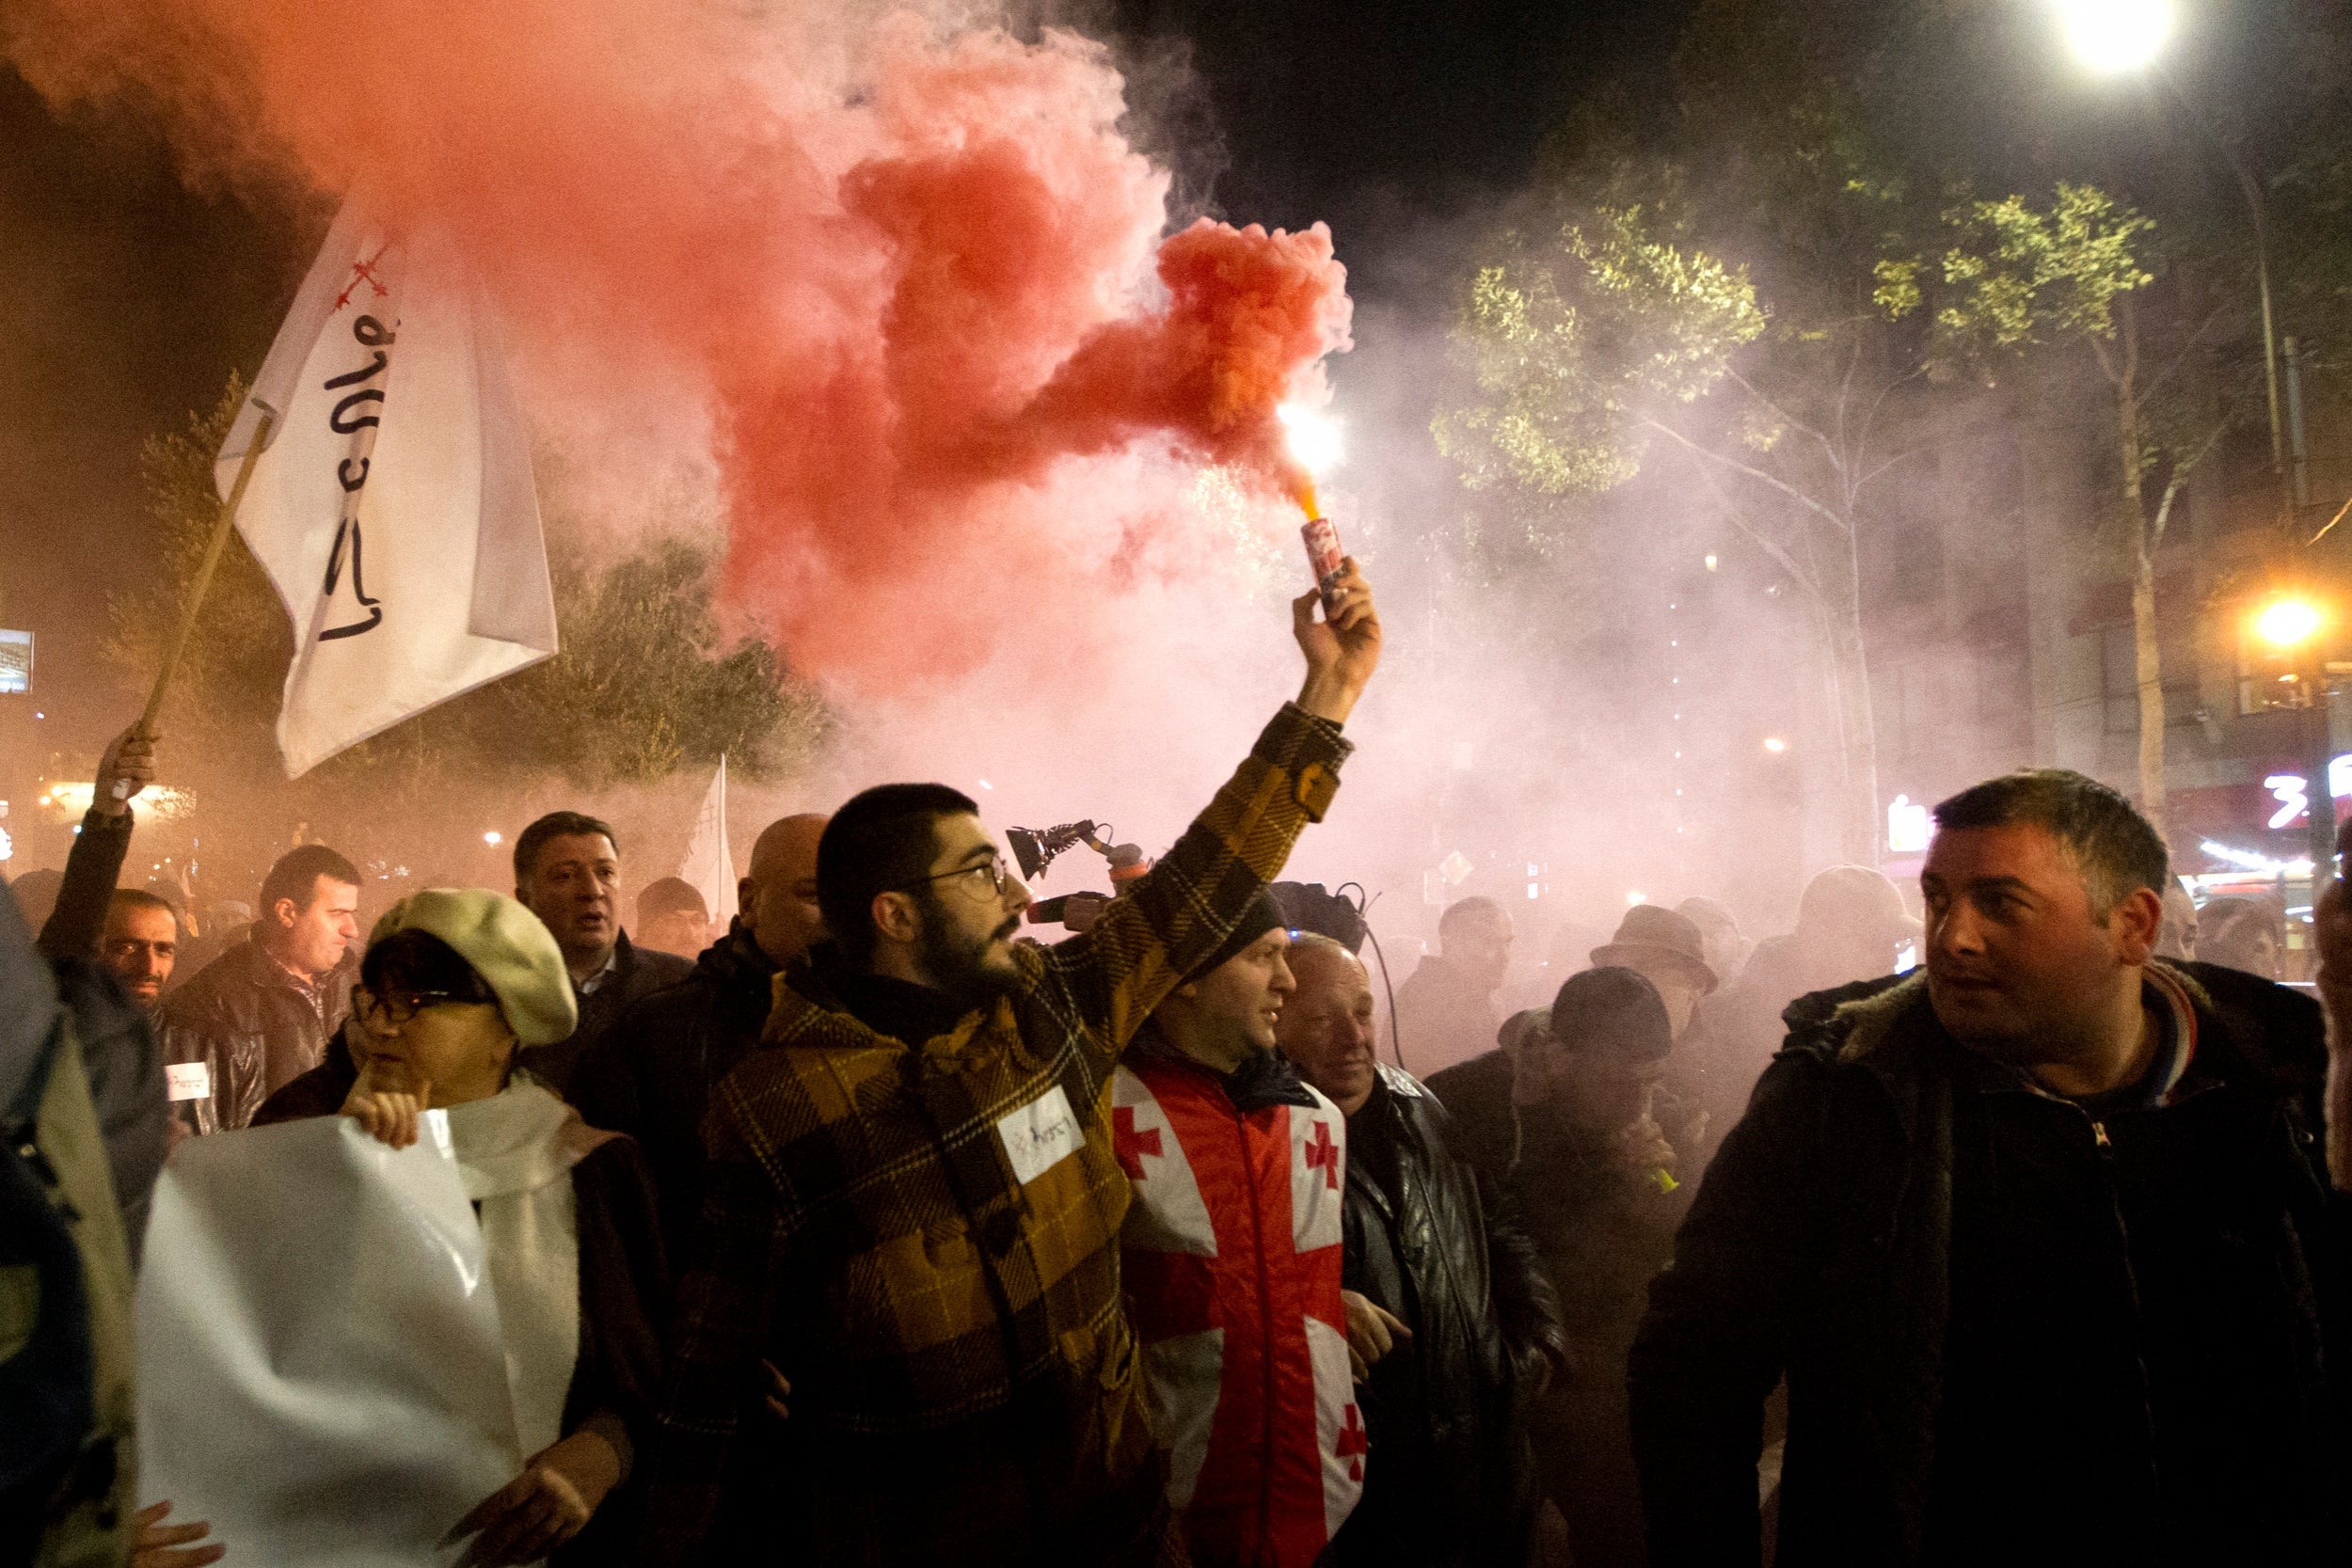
[0,0,1681,769]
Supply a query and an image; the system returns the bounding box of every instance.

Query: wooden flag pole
[137,409,276,734]
[110,410,277,803]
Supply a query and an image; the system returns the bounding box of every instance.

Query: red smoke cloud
[3,1,1351,680]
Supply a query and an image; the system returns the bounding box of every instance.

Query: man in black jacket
[571,813,828,1249]
[512,811,694,1095]
[1632,769,2352,1567]
[1281,933,1565,1568]
[1434,967,1689,1568]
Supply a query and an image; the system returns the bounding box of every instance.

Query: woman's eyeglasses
[357,987,467,1026]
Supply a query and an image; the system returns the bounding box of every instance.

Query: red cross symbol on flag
[334,244,393,310]
[1305,1119,1340,1191]
[1114,1105,1164,1180]
[1336,1401,1368,1481]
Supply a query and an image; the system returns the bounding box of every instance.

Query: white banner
[217,203,557,777]
[136,1117,523,1567]
[679,754,739,927]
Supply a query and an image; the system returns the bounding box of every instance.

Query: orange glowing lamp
[2253,595,2326,652]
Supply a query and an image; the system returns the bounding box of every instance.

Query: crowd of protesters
[8,555,2352,1568]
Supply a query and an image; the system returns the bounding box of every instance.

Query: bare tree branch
[1642,414,1853,534]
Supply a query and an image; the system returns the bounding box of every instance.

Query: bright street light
[2054,0,2174,73]
[2254,595,2325,651]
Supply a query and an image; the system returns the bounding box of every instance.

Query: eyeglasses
[898,855,1017,901]
[357,987,468,1026]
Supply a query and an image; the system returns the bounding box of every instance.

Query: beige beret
[369,889,578,1047]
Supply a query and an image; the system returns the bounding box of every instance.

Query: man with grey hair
[1280,932,1563,1568]
[1632,768,2352,1566]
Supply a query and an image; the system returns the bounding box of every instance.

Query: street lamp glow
[1277,404,1344,477]
[2254,596,2325,650]
[2055,0,2173,73]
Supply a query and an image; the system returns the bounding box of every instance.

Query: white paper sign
[996,1083,1086,1186]
[136,1116,522,1566]
[164,1062,211,1102]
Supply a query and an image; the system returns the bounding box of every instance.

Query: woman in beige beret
[332,890,666,1568]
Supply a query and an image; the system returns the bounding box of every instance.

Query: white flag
[216,203,556,777]
[680,755,739,927]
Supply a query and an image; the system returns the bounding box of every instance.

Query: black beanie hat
[1549,965,1673,1062]
[1184,890,1289,984]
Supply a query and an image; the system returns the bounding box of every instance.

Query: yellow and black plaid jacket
[641,703,1351,1565]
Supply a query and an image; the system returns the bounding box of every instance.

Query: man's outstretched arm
[1047,561,1381,1052]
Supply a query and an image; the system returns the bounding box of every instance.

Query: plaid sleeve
[1044,702,1351,1061]
[634,1099,789,1566]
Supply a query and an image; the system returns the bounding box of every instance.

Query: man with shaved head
[1282,934,1565,1568]
[573,812,830,1243]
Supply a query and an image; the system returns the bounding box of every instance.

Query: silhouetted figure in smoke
[573,813,830,1255]
[163,842,361,1133]
[2194,895,2286,981]
[1634,770,2352,1566]
[1394,896,1515,1071]
[1673,896,1751,990]
[1283,934,1565,1568]
[510,812,691,1096]
[633,876,713,959]
[1432,967,1688,1568]
[2153,880,2199,961]
[1688,864,1916,1134]
[636,564,1380,1568]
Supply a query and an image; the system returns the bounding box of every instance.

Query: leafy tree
[1886,183,2233,832]
[1438,129,1942,860]
[108,374,824,887]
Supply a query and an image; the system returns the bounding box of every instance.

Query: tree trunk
[2114,343,2166,832]
[2132,543,2167,835]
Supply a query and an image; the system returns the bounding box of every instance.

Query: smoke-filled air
[4,0,1348,673]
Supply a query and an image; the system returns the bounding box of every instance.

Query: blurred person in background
[162,844,361,1134]
[323,890,664,1567]
[2154,881,2199,962]
[1590,905,1717,1158]
[6,868,64,939]
[1674,897,1751,990]
[1394,896,1515,1070]
[1692,864,1918,1132]
[511,812,692,1096]
[1635,770,2352,1566]
[172,899,252,984]
[1437,967,1685,1568]
[633,877,712,960]
[1280,933,1565,1568]
[573,813,830,1251]
[2194,895,2286,980]
[1590,907,1719,1047]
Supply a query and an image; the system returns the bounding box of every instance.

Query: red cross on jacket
[1115,1053,1361,1567]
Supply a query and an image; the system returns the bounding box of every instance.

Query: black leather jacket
[1329,1063,1567,1568]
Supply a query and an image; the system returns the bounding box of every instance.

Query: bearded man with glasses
[642,562,1383,1568]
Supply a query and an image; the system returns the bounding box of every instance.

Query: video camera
[1009,819,1151,932]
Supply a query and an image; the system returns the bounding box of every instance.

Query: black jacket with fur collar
[1629,960,2352,1568]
